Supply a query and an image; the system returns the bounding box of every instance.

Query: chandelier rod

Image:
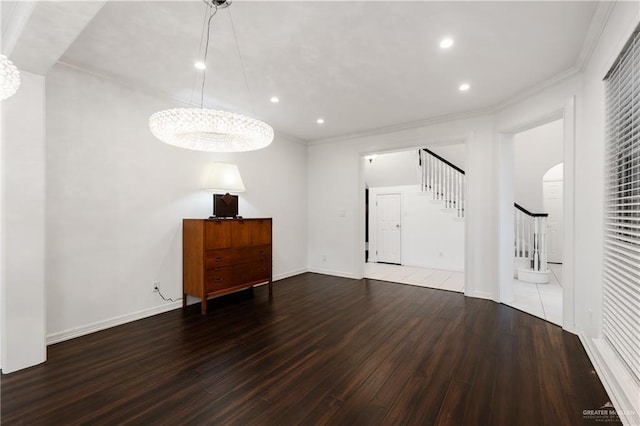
[228,8,256,117]
[189,3,210,105]
[200,3,218,109]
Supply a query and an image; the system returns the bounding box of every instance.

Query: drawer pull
[215,257,223,261]
[214,267,222,271]
[214,278,223,283]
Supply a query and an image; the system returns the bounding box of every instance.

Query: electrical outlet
[152,281,160,292]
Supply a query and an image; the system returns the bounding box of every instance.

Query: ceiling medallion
[149,0,274,152]
[0,55,21,100]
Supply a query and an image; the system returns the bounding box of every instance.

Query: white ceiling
[52,1,599,141]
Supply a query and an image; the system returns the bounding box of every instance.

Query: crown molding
[1,1,36,57]
[576,1,616,72]
[493,66,580,113]
[308,107,494,146]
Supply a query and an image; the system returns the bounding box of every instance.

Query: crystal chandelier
[149,0,274,152]
[0,55,21,100]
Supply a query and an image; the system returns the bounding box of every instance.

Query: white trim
[309,67,580,146]
[467,291,495,301]
[45,267,310,345]
[580,334,640,425]
[46,301,181,345]
[308,267,360,280]
[562,97,576,333]
[496,98,576,333]
[273,268,308,281]
[576,2,616,71]
[310,108,494,146]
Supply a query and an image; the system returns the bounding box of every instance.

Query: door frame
[497,97,575,333]
[368,187,404,264]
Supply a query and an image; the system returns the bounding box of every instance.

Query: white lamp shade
[205,162,246,193]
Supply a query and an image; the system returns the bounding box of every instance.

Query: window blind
[603,26,640,385]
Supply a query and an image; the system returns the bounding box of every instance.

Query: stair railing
[420,148,465,218]
[419,148,549,272]
[514,205,549,272]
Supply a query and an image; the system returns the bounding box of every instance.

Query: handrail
[514,203,548,217]
[422,148,465,175]
[421,148,547,217]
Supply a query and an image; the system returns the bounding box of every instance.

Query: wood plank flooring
[1,273,618,425]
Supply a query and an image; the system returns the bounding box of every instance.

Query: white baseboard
[580,334,640,425]
[465,290,496,301]
[274,268,308,281]
[46,268,311,346]
[46,302,182,345]
[308,267,360,280]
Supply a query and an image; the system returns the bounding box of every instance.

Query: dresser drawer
[204,266,236,293]
[252,264,271,282]
[205,245,271,268]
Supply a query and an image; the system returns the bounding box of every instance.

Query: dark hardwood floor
[1,273,617,425]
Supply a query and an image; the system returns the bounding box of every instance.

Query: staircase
[418,148,549,276]
[419,149,466,218]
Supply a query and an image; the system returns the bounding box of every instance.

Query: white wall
[428,143,466,170]
[1,70,47,373]
[575,3,639,421]
[514,119,563,212]
[308,116,497,300]
[364,150,420,188]
[369,185,464,271]
[44,64,308,341]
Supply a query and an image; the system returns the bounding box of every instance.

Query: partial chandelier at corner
[149,0,274,152]
[0,55,21,100]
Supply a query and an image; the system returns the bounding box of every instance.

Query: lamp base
[212,193,239,218]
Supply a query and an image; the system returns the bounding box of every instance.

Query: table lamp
[205,162,246,218]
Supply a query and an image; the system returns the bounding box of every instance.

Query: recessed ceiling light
[317,118,325,124]
[270,96,279,103]
[459,83,470,92]
[194,61,206,70]
[440,38,454,49]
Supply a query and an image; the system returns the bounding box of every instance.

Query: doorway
[375,193,401,264]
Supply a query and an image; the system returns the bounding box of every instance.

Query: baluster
[446,166,450,206]
[457,172,461,217]
[427,154,431,191]
[433,157,437,199]
[421,151,425,191]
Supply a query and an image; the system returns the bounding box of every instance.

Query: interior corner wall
[307,116,498,299]
[44,63,308,341]
[2,70,47,374]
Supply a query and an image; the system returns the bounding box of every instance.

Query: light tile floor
[364,262,563,326]
[364,263,464,293]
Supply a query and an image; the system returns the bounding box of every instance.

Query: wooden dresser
[183,218,272,314]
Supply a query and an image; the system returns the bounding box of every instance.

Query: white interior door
[376,193,401,264]
[543,180,563,263]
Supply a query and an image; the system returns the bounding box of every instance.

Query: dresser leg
[269,280,273,295]
[182,294,187,309]
[201,297,207,315]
